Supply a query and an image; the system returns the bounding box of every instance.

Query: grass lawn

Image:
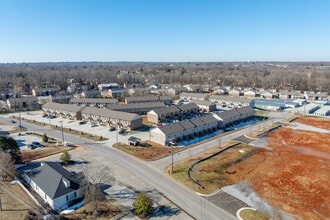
[167,142,256,194]
[239,208,270,220]
[113,141,187,161]
[0,182,41,220]
[21,145,75,162]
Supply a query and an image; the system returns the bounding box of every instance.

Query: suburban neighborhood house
[23,162,83,210]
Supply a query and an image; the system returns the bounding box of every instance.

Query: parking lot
[8,111,151,147]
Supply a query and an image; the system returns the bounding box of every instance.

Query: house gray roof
[189,117,205,127]
[158,123,184,136]
[8,97,38,103]
[43,102,85,112]
[81,106,142,121]
[180,92,210,99]
[209,95,252,104]
[178,120,195,130]
[69,98,118,105]
[158,96,173,102]
[191,100,216,107]
[216,109,239,120]
[27,162,81,199]
[235,106,254,115]
[199,115,218,124]
[152,106,179,115]
[109,102,165,111]
[125,95,172,103]
[177,103,198,111]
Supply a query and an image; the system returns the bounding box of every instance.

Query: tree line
[0,62,329,94]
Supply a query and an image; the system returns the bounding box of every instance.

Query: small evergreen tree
[133,193,153,216]
[60,151,71,165]
[42,133,49,143]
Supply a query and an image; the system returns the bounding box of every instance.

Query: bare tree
[0,152,18,181]
[81,164,115,213]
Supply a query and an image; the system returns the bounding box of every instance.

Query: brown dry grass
[61,201,121,220]
[167,141,255,194]
[113,141,187,161]
[0,182,40,220]
[21,146,75,162]
[294,115,330,130]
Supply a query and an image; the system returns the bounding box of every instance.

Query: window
[66,195,69,201]
[74,192,76,198]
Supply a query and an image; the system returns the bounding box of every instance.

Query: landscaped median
[236,207,270,220]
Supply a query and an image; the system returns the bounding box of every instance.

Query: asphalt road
[0,117,236,220]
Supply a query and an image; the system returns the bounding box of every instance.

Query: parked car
[10,120,16,124]
[119,129,128,135]
[27,144,37,150]
[109,127,116,131]
[79,121,86,125]
[91,123,98,127]
[18,125,27,130]
[32,142,45,148]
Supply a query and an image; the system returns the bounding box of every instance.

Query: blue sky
[0,0,329,62]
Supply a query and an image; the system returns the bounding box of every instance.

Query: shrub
[133,193,153,216]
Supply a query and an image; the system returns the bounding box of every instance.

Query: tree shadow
[152,205,180,217]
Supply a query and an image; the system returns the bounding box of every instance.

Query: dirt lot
[170,116,330,219]
[225,118,330,219]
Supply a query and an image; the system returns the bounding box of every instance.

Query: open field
[0,182,40,220]
[114,141,187,161]
[294,115,330,130]
[168,116,330,219]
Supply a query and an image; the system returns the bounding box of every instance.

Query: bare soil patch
[113,141,187,161]
[225,127,330,219]
[294,116,330,130]
[169,116,330,219]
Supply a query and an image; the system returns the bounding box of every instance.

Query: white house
[23,162,83,210]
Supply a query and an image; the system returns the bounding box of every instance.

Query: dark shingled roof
[191,100,216,107]
[43,102,85,112]
[109,102,165,110]
[27,162,81,199]
[158,123,184,135]
[151,106,179,115]
[189,117,205,127]
[82,106,142,121]
[178,120,195,130]
[177,103,198,111]
[69,98,118,104]
[199,114,218,124]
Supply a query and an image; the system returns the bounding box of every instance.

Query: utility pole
[171,144,174,174]
[60,121,64,145]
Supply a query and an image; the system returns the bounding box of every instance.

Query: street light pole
[60,121,64,145]
[171,145,174,174]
